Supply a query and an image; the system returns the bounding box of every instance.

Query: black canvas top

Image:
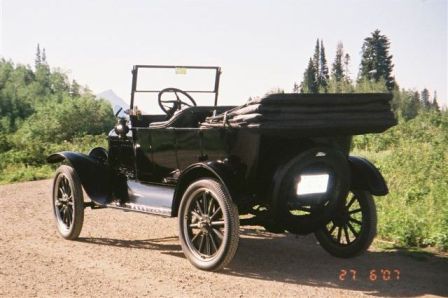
[248,93,393,105]
[201,93,397,136]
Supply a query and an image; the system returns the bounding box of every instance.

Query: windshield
[130,65,221,114]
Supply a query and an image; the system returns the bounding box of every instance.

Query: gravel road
[1,179,447,297]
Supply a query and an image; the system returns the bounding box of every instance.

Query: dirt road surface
[1,179,447,297]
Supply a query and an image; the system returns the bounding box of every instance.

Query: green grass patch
[0,163,54,184]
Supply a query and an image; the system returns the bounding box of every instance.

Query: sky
[0,0,447,110]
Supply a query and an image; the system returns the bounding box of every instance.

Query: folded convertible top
[201,93,397,136]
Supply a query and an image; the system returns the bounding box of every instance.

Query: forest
[0,45,114,182]
[0,30,446,251]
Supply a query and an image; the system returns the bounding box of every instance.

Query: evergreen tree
[402,91,420,120]
[332,42,344,82]
[313,39,320,78]
[300,38,329,93]
[432,91,440,111]
[329,42,354,93]
[421,88,431,110]
[319,40,329,92]
[300,58,318,93]
[42,48,47,65]
[343,54,351,78]
[34,45,51,95]
[35,44,41,68]
[358,29,395,91]
[292,82,299,93]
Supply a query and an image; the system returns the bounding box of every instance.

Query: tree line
[0,45,114,178]
[295,29,441,120]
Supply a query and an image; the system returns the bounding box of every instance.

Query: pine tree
[35,44,41,68]
[313,39,320,78]
[42,48,47,65]
[319,40,329,92]
[300,58,318,93]
[300,39,346,93]
[34,45,51,93]
[343,53,351,82]
[332,42,344,82]
[292,82,299,93]
[420,88,431,110]
[329,43,353,93]
[432,91,440,111]
[358,29,395,91]
[402,91,420,120]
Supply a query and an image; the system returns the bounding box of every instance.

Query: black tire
[314,190,377,258]
[52,165,84,240]
[178,179,239,271]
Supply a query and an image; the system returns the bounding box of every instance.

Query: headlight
[296,173,329,196]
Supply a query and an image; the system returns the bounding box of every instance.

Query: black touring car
[48,65,396,271]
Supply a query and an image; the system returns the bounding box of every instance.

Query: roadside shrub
[0,134,108,184]
[12,95,114,146]
[352,111,448,251]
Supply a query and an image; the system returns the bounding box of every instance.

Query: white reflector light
[296,174,329,195]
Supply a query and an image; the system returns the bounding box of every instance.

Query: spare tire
[271,147,350,235]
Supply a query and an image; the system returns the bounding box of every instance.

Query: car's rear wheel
[52,165,84,240]
[178,179,239,271]
[314,190,377,258]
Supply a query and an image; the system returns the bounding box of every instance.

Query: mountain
[96,89,129,110]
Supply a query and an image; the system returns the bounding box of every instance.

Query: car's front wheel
[52,165,84,240]
[314,190,377,258]
[178,179,239,271]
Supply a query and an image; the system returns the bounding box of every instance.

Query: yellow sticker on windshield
[175,67,187,75]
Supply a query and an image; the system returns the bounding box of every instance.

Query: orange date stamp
[339,269,401,281]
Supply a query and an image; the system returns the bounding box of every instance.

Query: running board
[107,180,175,217]
[107,202,171,217]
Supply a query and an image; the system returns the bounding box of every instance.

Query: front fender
[348,156,388,196]
[171,161,243,217]
[47,151,113,204]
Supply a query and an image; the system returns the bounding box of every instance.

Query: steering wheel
[158,87,197,117]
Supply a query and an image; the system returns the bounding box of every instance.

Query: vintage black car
[48,65,397,271]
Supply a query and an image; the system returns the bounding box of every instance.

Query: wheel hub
[333,209,350,227]
[59,193,69,205]
[198,216,211,233]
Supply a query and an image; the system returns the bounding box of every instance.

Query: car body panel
[348,156,389,196]
[47,151,113,205]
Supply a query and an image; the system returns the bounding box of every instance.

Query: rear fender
[171,161,242,217]
[47,151,113,204]
[348,156,388,196]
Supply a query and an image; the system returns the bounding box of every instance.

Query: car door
[133,127,153,181]
[175,128,202,170]
[148,127,178,182]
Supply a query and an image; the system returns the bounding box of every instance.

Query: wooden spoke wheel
[178,179,239,271]
[314,190,377,258]
[52,165,84,240]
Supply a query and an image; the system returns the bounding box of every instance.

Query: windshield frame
[130,65,221,110]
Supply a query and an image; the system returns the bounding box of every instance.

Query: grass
[352,111,448,252]
[0,164,54,185]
